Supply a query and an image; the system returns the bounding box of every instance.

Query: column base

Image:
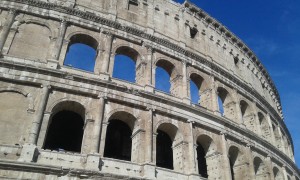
[47,59,59,69]
[188,174,201,180]
[142,163,156,179]
[99,73,110,81]
[18,144,39,163]
[144,85,154,93]
[182,97,191,105]
[85,153,101,171]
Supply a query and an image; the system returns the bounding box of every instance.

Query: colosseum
[0,0,299,179]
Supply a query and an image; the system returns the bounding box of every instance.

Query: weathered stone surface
[0,0,298,179]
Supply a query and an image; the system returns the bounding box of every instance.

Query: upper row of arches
[2,17,292,160]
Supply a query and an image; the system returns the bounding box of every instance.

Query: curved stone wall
[0,0,298,179]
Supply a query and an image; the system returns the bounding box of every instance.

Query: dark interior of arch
[43,110,84,152]
[156,130,173,169]
[197,143,208,178]
[64,34,97,72]
[228,147,239,180]
[104,119,132,161]
[240,101,248,116]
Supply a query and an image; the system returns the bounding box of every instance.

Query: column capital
[41,84,51,90]
[9,8,18,15]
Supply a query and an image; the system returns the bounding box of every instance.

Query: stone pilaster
[99,121,109,157]
[0,9,17,55]
[267,113,276,146]
[144,46,154,92]
[28,84,51,145]
[186,120,197,174]
[90,96,106,154]
[282,165,289,180]
[100,32,113,75]
[245,144,255,180]
[266,155,275,180]
[233,90,244,125]
[182,61,190,104]
[220,132,232,180]
[52,19,67,60]
[145,107,154,163]
[251,101,262,136]
[210,76,219,113]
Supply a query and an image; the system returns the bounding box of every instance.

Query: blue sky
[176,0,300,166]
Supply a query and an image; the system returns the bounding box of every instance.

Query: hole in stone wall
[43,110,84,152]
[104,119,132,161]
[156,130,173,169]
[197,143,208,178]
[128,0,139,11]
[64,34,98,72]
[190,27,198,39]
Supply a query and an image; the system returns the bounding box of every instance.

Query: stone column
[52,19,67,60]
[282,166,289,180]
[144,46,154,92]
[182,61,190,104]
[0,9,17,54]
[267,114,276,145]
[266,155,275,180]
[99,121,109,157]
[251,101,262,136]
[145,107,154,163]
[210,77,219,113]
[186,120,197,174]
[277,126,285,153]
[220,133,232,180]
[233,90,243,125]
[100,32,113,74]
[245,144,255,180]
[90,96,106,153]
[28,85,51,145]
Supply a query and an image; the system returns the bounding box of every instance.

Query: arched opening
[218,96,224,115]
[155,60,175,94]
[228,146,247,180]
[156,123,181,170]
[217,87,234,118]
[228,146,239,180]
[196,135,216,178]
[196,144,208,177]
[44,110,84,152]
[104,119,132,161]
[189,73,204,105]
[64,34,98,72]
[112,47,139,83]
[156,130,173,169]
[254,157,268,179]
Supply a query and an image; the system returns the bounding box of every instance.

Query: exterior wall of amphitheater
[0,0,299,179]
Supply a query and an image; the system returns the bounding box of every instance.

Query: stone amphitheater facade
[0,0,299,179]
